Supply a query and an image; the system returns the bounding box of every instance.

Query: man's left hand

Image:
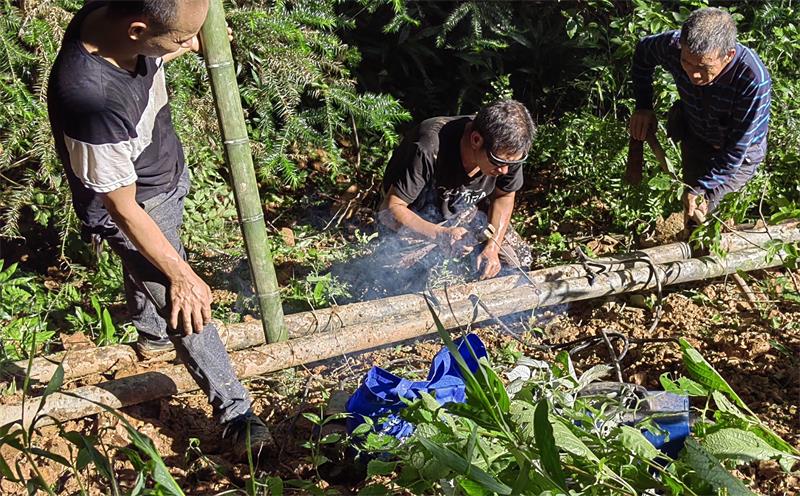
[191,27,233,53]
[684,191,708,224]
[476,244,501,280]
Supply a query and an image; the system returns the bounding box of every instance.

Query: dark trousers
[102,167,251,424]
[667,102,766,212]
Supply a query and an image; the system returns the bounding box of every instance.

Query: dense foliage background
[1,0,799,355]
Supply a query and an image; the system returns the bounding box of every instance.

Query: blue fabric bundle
[346,334,487,439]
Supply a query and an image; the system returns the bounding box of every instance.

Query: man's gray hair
[680,7,737,58]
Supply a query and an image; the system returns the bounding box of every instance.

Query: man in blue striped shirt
[629,7,770,224]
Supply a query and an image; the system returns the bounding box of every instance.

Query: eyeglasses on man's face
[487,149,528,168]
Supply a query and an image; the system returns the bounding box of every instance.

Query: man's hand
[629,109,656,141]
[436,227,475,256]
[191,27,233,53]
[169,266,213,335]
[101,184,213,335]
[684,191,708,225]
[476,244,501,280]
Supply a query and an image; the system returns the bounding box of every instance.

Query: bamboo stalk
[3,242,693,384]
[6,222,799,385]
[0,245,787,428]
[201,0,286,342]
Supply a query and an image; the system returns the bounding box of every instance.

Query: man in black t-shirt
[379,100,535,280]
[48,0,269,460]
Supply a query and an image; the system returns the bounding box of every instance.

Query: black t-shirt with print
[47,1,185,236]
[381,116,523,221]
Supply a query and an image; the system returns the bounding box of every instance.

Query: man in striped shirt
[629,7,770,224]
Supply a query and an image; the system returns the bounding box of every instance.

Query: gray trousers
[667,102,766,212]
[103,168,251,424]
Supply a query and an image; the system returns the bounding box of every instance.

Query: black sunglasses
[487,149,528,168]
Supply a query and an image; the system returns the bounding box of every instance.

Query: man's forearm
[487,193,514,246]
[381,204,442,240]
[105,201,190,282]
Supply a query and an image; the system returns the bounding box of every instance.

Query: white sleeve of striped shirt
[63,134,137,193]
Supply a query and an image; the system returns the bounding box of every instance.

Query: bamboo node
[240,213,265,223]
[206,60,234,69]
[223,137,249,145]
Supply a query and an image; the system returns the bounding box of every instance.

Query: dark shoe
[223,413,274,462]
[134,335,175,360]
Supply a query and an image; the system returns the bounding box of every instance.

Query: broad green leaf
[617,425,660,461]
[319,432,341,444]
[302,412,321,424]
[419,390,441,412]
[42,362,64,398]
[124,424,185,495]
[550,418,598,462]
[459,478,491,496]
[509,400,535,441]
[266,476,284,496]
[711,390,745,416]
[357,484,391,496]
[702,428,797,471]
[367,459,397,477]
[682,438,756,496]
[713,392,799,456]
[577,364,612,387]
[659,373,708,396]
[418,437,512,495]
[534,399,566,490]
[679,338,746,408]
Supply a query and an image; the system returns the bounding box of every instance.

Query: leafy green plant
[346,304,797,494]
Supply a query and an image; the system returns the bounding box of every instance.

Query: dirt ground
[1,271,798,495]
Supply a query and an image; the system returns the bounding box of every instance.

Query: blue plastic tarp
[346,334,486,439]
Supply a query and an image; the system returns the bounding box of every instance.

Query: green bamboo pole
[200,0,286,342]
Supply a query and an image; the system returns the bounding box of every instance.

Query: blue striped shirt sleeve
[699,73,771,190]
[632,32,675,110]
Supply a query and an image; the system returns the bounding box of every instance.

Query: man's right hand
[102,184,213,335]
[436,226,475,256]
[629,109,657,141]
[169,265,213,335]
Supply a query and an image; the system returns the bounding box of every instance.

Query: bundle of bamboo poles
[0,222,797,428]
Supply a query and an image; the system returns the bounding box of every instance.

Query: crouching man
[378,100,536,280]
[48,0,270,460]
[628,7,771,225]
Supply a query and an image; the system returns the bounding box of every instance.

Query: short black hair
[107,0,179,31]
[473,99,536,156]
[680,7,737,58]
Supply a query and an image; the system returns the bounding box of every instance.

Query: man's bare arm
[101,184,211,334]
[476,190,515,279]
[379,186,472,252]
[379,187,442,239]
[487,190,515,244]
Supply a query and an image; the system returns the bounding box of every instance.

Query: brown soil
[1,273,798,495]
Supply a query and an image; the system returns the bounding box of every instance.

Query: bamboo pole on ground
[5,221,799,385]
[201,0,285,342]
[3,241,694,384]
[0,244,788,428]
